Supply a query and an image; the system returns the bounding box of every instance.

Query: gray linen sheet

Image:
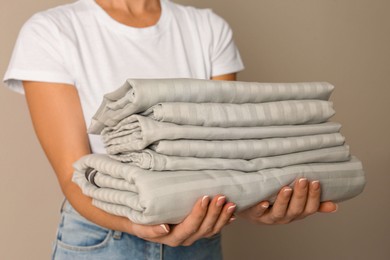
[112,133,345,163]
[89,79,334,133]
[108,145,350,171]
[149,133,344,159]
[142,100,334,127]
[72,154,365,225]
[102,116,342,154]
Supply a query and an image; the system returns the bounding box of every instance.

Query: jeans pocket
[55,204,112,252]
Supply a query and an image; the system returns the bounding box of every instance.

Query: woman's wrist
[118,216,135,235]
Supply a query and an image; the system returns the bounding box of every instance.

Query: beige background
[0,0,389,259]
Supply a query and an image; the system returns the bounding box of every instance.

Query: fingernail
[201,195,210,208]
[261,202,269,209]
[216,196,226,207]
[299,178,308,188]
[160,224,169,233]
[284,187,293,195]
[229,216,236,223]
[331,204,338,213]
[227,204,236,213]
[311,180,320,190]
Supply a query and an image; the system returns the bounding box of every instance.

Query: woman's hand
[239,179,338,225]
[128,195,236,247]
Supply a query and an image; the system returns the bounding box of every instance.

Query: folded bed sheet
[108,145,350,171]
[148,133,344,159]
[73,154,365,225]
[141,100,334,127]
[102,116,342,154]
[111,132,345,162]
[89,79,334,133]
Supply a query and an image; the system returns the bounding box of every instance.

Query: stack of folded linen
[72,78,366,225]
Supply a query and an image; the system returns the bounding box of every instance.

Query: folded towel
[109,145,350,171]
[72,154,365,225]
[147,133,345,159]
[141,100,334,127]
[89,79,334,133]
[102,117,342,154]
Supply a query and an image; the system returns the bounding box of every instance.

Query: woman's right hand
[128,195,236,247]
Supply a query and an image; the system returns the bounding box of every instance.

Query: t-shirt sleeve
[3,13,74,94]
[207,10,245,77]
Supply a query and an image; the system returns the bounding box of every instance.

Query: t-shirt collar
[85,0,171,36]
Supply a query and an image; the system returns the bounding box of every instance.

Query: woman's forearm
[21,75,239,240]
[23,81,134,234]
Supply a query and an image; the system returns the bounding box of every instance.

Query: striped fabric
[88,79,334,133]
[72,154,365,225]
[142,100,335,127]
[108,146,351,171]
[111,133,346,163]
[72,78,365,225]
[149,133,345,159]
[102,117,342,154]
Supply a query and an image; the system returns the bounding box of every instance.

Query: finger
[183,195,230,245]
[299,180,321,218]
[286,178,309,219]
[183,202,237,246]
[249,201,270,219]
[197,195,227,235]
[266,186,292,223]
[318,201,338,213]
[212,202,237,231]
[168,195,210,246]
[131,223,170,240]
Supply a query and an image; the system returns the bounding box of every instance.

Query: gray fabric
[89,79,334,133]
[149,133,345,159]
[73,78,366,226]
[108,145,351,171]
[102,116,342,154]
[111,132,346,164]
[72,154,365,225]
[142,100,334,127]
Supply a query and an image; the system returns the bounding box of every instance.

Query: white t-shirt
[3,0,244,154]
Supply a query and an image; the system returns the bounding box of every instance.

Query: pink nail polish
[201,195,209,208]
[216,196,226,207]
[227,204,236,213]
[160,224,169,233]
[311,180,320,190]
[261,202,269,209]
[298,178,308,188]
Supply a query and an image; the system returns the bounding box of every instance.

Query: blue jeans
[51,200,223,260]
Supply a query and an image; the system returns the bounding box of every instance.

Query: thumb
[132,223,171,239]
[158,224,170,235]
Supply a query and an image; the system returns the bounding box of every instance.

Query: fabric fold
[73,154,365,225]
[89,79,334,133]
[72,78,366,226]
[108,145,351,171]
[142,100,334,127]
[102,117,342,154]
[148,133,345,159]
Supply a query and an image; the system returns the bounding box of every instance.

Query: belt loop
[160,243,164,260]
[113,230,122,240]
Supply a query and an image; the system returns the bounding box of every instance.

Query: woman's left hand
[238,178,338,225]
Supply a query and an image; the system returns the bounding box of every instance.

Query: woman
[3,0,337,258]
